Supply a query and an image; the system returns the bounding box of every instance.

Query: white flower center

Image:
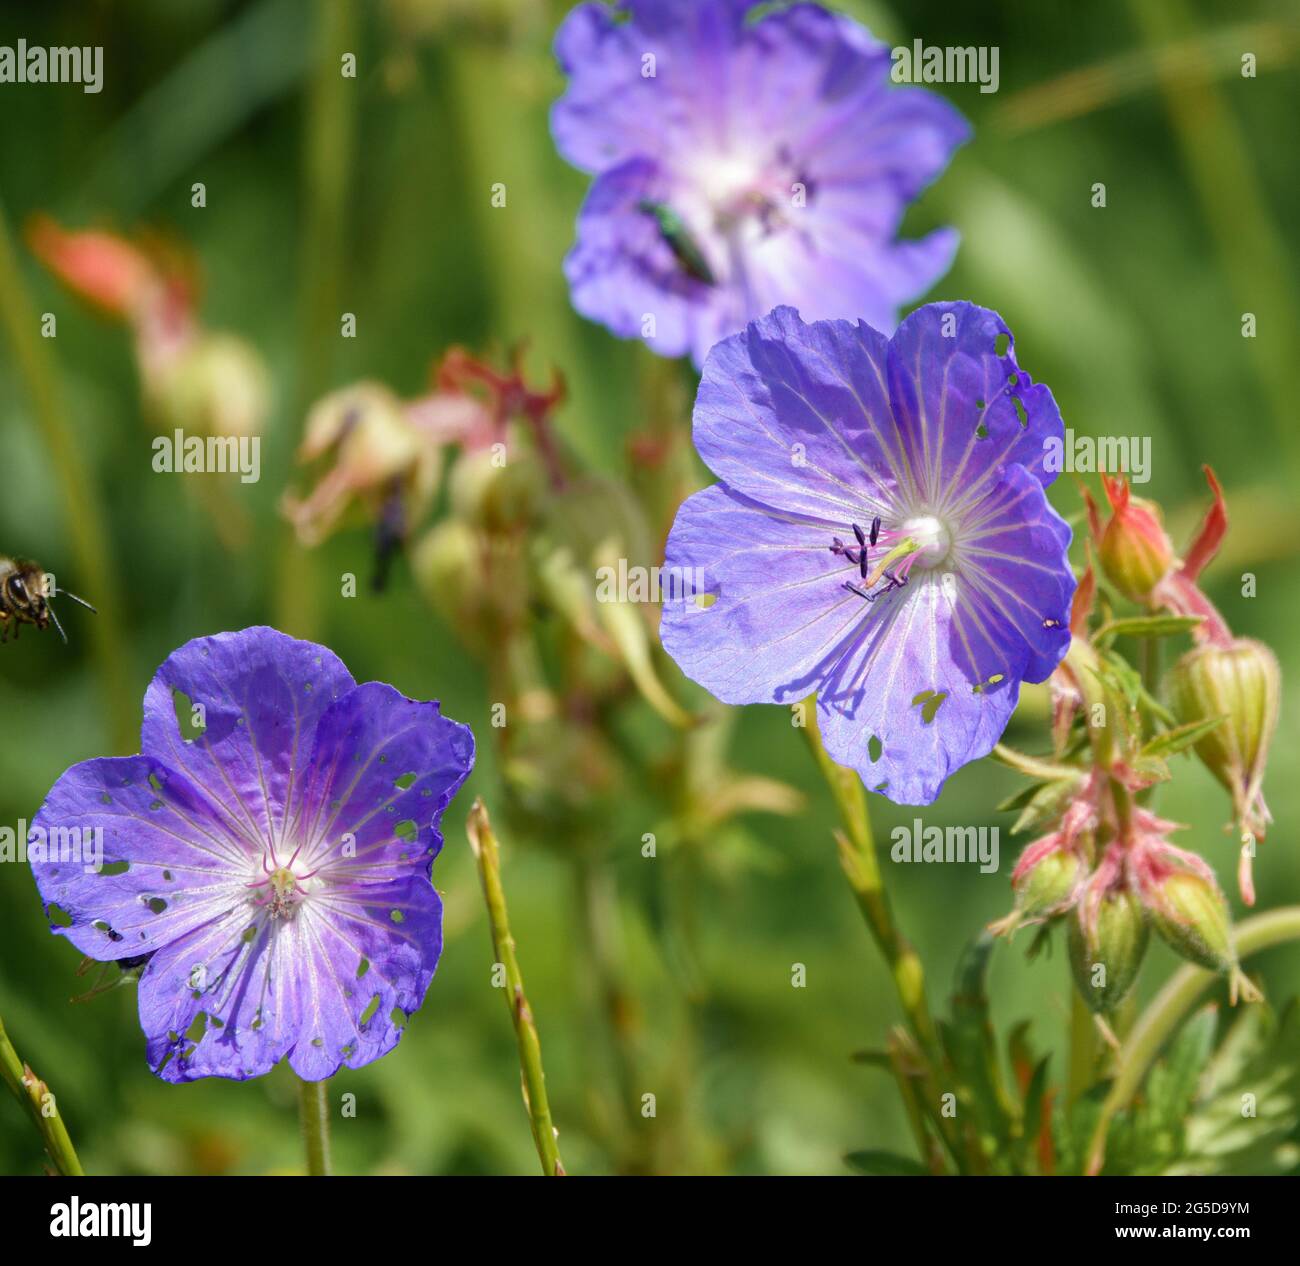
[901,515,953,570]
[250,853,320,920]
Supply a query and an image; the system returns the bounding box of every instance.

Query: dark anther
[870,516,881,546]
[829,536,862,570]
[852,522,866,547]
[843,567,908,606]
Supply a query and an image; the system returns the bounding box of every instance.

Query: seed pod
[1148,870,1235,975]
[1165,638,1279,837]
[1068,889,1149,1014]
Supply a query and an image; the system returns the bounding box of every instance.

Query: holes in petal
[389,909,405,924]
[99,860,130,876]
[972,673,1006,695]
[994,332,1010,357]
[359,993,382,1026]
[48,903,73,927]
[144,896,168,914]
[172,689,206,741]
[394,819,418,843]
[867,735,883,763]
[356,957,370,979]
[394,771,418,790]
[695,592,717,610]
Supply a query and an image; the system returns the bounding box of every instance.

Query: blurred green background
[1,0,1297,1176]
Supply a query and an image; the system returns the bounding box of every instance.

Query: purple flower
[659,303,1075,805]
[29,627,474,1082]
[551,0,969,366]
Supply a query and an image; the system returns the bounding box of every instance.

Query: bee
[637,199,717,285]
[0,556,97,644]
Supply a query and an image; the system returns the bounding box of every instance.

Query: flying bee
[0,556,97,644]
[637,199,717,285]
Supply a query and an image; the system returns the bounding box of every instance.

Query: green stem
[0,198,134,753]
[886,1028,947,1175]
[0,1011,84,1176]
[800,700,939,1055]
[990,742,1078,783]
[297,1076,332,1176]
[800,699,966,1170]
[1084,904,1300,1174]
[275,0,357,639]
[467,799,565,1176]
[1066,986,1097,1106]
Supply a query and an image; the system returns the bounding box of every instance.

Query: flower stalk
[297,1075,332,1177]
[0,1011,84,1176]
[468,799,565,1176]
[801,699,939,1056]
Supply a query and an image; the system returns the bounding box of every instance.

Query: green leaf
[1095,614,1205,644]
[941,934,1017,1170]
[1146,1005,1216,1132]
[1022,1055,1053,1151]
[1171,1001,1300,1175]
[1140,715,1227,760]
[1093,649,1177,726]
[844,1149,929,1176]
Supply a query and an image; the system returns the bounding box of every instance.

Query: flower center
[829,513,953,604]
[900,515,953,571]
[248,857,316,920]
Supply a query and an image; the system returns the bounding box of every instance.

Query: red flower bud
[1097,475,1174,603]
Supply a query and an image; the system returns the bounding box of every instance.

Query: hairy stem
[467,799,565,1176]
[1085,904,1300,1174]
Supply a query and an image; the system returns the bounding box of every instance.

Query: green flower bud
[1068,889,1149,1014]
[1015,849,1085,922]
[1164,639,1279,840]
[1148,870,1235,975]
